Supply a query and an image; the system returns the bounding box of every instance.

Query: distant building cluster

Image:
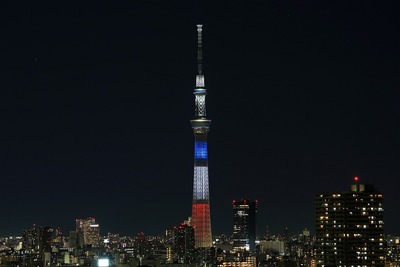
[0,188,397,267]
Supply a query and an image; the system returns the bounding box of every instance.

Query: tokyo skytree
[190,24,212,248]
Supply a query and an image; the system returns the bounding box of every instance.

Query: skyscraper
[315,177,384,267]
[191,24,212,248]
[173,224,196,263]
[22,225,54,255]
[86,223,100,247]
[232,199,257,252]
[76,217,100,246]
[22,224,39,253]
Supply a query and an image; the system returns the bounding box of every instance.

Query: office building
[232,199,257,252]
[173,224,195,264]
[86,224,100,247]
[315,177,384,267]
[75,217,100,246]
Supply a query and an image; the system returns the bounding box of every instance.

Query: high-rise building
[22,225,54,255]
[39,226,53,254]
[232,199,257,252]
[75,217,100,246]
[68,230,84,250]
[191,24,212,248]
[315,177,384,267]
[22,224,39,253]
[86,224,100,247]
[173,224,196,263]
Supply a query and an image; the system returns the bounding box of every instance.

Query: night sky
[1,1,399,237]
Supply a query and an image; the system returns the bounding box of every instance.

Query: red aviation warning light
[354,176,359,182]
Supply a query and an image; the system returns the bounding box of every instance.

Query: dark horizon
[1,1,399,237]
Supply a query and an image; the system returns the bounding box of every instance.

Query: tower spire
[195,25,205,90]
[197,24,203,75]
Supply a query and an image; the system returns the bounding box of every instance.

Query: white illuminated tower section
[190,24,212,248]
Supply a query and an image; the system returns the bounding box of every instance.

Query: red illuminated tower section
[190,24,212,248]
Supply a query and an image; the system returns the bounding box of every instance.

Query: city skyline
[1,1,399,236]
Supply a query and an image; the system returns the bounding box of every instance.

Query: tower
[315,177,384,267]
[232,199,257,252]
[191,24,212,248]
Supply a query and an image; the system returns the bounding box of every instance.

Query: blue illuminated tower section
[190,24,212,248]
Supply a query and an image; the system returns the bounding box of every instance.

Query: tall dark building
[22,225,39,253]
[22,225,53,255]
[315,177,384,267]
[173,224,195,264]
[39,226,53,253]
[232,199,257,252]
[191,24,212,248]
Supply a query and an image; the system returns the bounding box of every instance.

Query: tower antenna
[194,24,206,118]
[197,24,203,75]
[195,25,205,90]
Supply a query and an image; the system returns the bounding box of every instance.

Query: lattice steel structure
[190,24,212,248]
